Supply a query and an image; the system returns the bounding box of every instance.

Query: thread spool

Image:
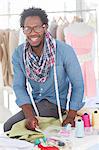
[75,119,84,138]
[82,113,91,127]
[92,110,99,129]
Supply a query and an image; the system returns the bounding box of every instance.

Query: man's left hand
[62,109,77,127]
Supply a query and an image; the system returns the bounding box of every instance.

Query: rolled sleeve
[14,86,31,106]
[69,100,85,110]
[69,87,85,110]
[12,48,31,106]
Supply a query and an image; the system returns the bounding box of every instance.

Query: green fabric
[6,116,66,142]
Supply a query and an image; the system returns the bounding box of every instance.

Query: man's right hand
[21,104,39,130]
[25,116,39,130]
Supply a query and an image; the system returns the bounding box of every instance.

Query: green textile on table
[6,116,66,142]
[6,119,43,142]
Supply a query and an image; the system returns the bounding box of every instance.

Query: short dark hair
[20,7,48,27]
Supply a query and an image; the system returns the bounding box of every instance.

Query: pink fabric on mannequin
[65,32,96,98]
[65,32,94,55]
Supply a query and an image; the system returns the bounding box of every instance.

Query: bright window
[0,0,76,29]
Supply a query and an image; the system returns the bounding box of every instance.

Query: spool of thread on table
[92,110,99,129]
[75,119,84,138]
[82,113,91,127]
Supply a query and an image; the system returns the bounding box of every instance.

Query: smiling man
[4,7,85,132]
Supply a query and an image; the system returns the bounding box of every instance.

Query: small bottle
[66,123,72,131]
[59,123,72,137]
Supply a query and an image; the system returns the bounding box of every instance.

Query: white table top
[72,135,99,150]
[0,124,99,150]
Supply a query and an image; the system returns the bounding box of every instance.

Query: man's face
[23,16,47,47]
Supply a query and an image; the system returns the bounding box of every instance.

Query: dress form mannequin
[64,22,96,98]
[0,47,12,123]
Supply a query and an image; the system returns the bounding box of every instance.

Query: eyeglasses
[23,24,45,34]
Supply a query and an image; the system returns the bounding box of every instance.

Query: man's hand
[25,116,39,130]
[62,109,77,127]
[21,104,39,130]
[62,116,75,127]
